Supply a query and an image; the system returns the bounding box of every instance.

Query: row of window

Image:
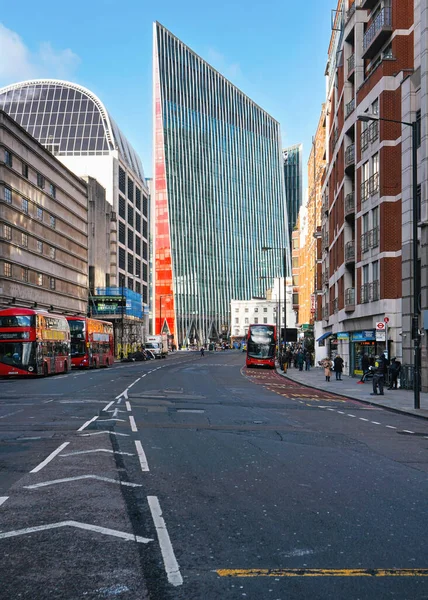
[4,149,57,198]
[3,262,56,289]
[118,247,148,279]
[235,317,269,325]
[118,167,148,214]
[2,224,57,258]
[235,306,284,313]
[3,185,57,228]
[118,193,149,222]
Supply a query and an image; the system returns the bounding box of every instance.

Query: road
[0,350,427,599]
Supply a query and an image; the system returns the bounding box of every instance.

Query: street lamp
[261,246,288,355]
[358,114,420,409]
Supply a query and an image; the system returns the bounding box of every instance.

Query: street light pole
[358,114,420,408]
[262,246,288,361]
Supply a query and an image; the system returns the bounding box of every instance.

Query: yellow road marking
[217,568,428,577]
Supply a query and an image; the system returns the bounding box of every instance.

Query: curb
[275,368,428,422]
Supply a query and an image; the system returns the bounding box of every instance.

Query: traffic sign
[384,317,389,323]
[376,322,386,330]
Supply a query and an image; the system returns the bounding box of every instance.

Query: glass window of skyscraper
[153,23,290,346]
[283,144,303,246]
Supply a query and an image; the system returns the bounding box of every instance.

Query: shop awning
[316,332,332,342]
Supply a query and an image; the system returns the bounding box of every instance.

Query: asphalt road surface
[0,350,427,600]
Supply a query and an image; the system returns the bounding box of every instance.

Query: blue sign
[351,330,376,342]
[337,332,349,340]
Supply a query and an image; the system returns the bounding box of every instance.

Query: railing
[361,179,370,203]
[363,7,392,53]
[332,298,339,314]
[322,304,329,320]
[322,231,329,249]
[345,192,355,216]
[347,53,355,75]
[370,226,379,248]
[368,172,379,196]
[399,365,421,391]
[345,97,355,118]
[361,231,370,253]
[370,279,380,301]
[361,120,379,152]
[346,1,356,22]
[361,283,370,304]
[345,288,355,310]
[322,195,329,215]
[345,240,355,262]
[345,143,355,167]
[322,268,330,286]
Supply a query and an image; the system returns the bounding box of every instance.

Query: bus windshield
[68,320,86,357]
[247,325,276,359]
[0,342,35,369]
[0,315,34,327]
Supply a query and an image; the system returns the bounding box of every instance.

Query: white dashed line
[135,441,149,472]
[371,421,381,425]
[337,411,345,414]
[359,418,369,422]
[103,401,114,411]
[30,442,70,473]
[327,408,335,412]
[148,496,183,587]
[386,425,396,429]
[126,401,132,412]
[347,414,356,418]
[77,416,98,432]
[403,430,415,434]
[129,416,138,432]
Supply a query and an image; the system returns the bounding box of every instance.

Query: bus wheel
[43,363,49,377]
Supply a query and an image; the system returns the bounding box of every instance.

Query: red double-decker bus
[0,307,71,377]
[66,316,114,369]
[246,324,277,369]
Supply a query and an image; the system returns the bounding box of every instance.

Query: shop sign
[337,332,349,340]
[376,330,386,341]
[351,330,376,342]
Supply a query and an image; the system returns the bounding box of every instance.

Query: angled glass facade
[283,144,303,246]
[154,23,290,345]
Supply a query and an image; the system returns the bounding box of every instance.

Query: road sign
[376,322,386,330]
[384,317,389,323]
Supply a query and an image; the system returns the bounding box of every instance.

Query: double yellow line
[217,568,428,577]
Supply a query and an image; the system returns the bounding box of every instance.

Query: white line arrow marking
[129,416,138,432]
[24,475,142,489]
[126,401,132,412]
[30,442,70,473]
[77,416,98,431]
[60,449,134,457]
[79,431,130,437]
[103,401,115,411]
[0,521,153,543]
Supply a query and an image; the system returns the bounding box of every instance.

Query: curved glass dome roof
[0,79,145,180]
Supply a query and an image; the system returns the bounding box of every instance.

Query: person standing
[388,357,401,389]
[297,351,304,372]
[359,353,370,383]
[319,357,332,382]
[370,353,386,395]
[304,350,311,371]
[333,355,344,380]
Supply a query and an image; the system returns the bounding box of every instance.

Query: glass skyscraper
[153,23,290,346]
[283,143,303,247]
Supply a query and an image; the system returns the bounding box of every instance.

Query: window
[135,281,141,295]
[263,307,267,313]
[235,308,239,312]
[135,236,141,255]
[142,263,148,282]
[22,198,28,213]
[37,173,45,189]
[263,317,268,324]
[22,163,28,178]
[50,215,56,229]
[136,188,141,210]
[292,257,299,268]
[119,195,126,218]
[4,150,12,167]
[142,220,148,239]
[372,260,379,283]
[119,247,125,269]
[119,221,125,244]
[245,318,249,324]
[142,241,148,260]
[136,213,141,232]
[4,186,12,204]
[4,262,12,277]
[363,264,369,285]
[127,253,133,274]
[372,153,379,174]
[127,178,134,201]
[143,195,148,217]
[3,224,12,240]
[254,317,259,324]
[37,240,43,253]
[127,204,134,226]
[254,307,258,313]
[127,229,134,251]
[49,277,56,290]
[50,246,56,259]
[371,98,379,116]
[22,232,28,247]
[37,273,43,286]
[135,258,141,277]
[245,307,248,313]
[22,267,28,282]
[142,285,148,304]
[36,207,43,221]
[49,183,56,198]
[235,318,239,324]
[119,166,126,193]
[372,207,379,228]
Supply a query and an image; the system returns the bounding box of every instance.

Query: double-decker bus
[66,316,114,369]
[0,307,70,377]
[246,324,277,369]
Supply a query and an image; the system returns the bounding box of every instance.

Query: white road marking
[24,475,142,489]
[103,401,114,411]
[403,430,415,434]
[97,418,126,422]
[128,378,140,389]
[371,421,381,425]
[347,414,356,418]
[0,409,24,419]
[135,441,149,472]
[117,398,122,404]
[43,399,54,404]
[337,411,345,414]
[20,436,42,440]
[126,401,132,412]
[129,416,138,432]
[77,416,98,432]
[113,407,119,417]
[30,442,70,473]
[148,496,183,586]
[327,408,335,412]
[0,497,8,507]
[61,449,134,457]
[386,425,396,429]
[0,521,153,543]
[360,418,369,422]
[79,431,130,437]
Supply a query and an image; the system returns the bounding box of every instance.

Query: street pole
[121,276,125,359]
[412,122,420,409]
[283,249,287,353]
[159,296,162,335]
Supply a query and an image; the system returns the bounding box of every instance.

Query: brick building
[318,0,418,378]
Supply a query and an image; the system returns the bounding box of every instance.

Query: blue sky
[0,0,333,190]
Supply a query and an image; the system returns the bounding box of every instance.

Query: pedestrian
[297,351,304,371]
[319,357,332,382]
[200,347,205,357]
[359,353,370,383]
[370,353,386,395]
[304,350,311,371]
[334,354,344,380]
[387,357,401,389]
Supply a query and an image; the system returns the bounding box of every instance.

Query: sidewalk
[277,365,428,420]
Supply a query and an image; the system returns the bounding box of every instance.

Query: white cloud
[0,23,80,86]
[206,48,242,81]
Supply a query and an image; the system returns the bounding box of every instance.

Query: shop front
[350,330,377,376]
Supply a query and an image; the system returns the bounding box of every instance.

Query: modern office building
[0,110,88,314]
[153,22,290,346]
[283,143,303,246]
[0,80,150,354]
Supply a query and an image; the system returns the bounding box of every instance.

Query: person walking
[200,347,205,357]
[387,357,401,389]
[304,350,311,371]
[319,357,332,382]
[297,351,304,372]
[333,354,344,380]
[359,353,370,383]
[370,353,386,395]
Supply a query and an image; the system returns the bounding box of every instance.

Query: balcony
[361,281,380,304]
[368,172,379,196]
[370,280,380,301]
[347,53,355,79]
[361,179,370,203]
[346,1,356,22]
[322,304,329,320]
[361,283,370,304]
[370,226,379,248]
[345,240,355,264]
[345,144,355,169]
[363,8,393,59]
[361,231,370,253]
[322,269,330,286]
[344,192,355,219]
[345,97,355,118]
[322,230,329,250]
[322,195,329,215]
[345,288,355,312]
[360,0,377,9]
[332,298,339,314]
[361,120,379,152]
